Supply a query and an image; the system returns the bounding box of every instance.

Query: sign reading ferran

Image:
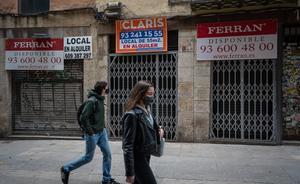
[197,19,278,60]
[5,38,64,70]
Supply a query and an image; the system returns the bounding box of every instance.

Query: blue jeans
[63,128,112,182]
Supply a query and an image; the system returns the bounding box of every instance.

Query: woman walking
[122,81,164,184]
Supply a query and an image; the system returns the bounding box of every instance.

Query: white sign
[5,38,64,70]
[64,36,92,59]
[197,19,278,60]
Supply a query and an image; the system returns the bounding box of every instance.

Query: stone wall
[96,0,191,18]
[0,2,212,141]
[83,25,109,98]
[177,26,211,142]
[0,0,17,14]
[0,10,103,137]
[0,34,12,137]
[0,9,95,29]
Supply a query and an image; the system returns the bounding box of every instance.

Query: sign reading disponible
[197,19,278,60]
[116,17,167,53]
[5,38,64,70]
[64,36,92,59]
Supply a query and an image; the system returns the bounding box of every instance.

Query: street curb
[1,135,300,146]
[0,135,83,140]
[0,135,122,141]
[281,140,300,146]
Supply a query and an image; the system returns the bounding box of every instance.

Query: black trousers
[133,153,157,184]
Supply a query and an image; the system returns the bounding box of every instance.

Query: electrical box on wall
[95,2,122,21]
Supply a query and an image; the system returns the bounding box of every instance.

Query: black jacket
[122,106,160,176]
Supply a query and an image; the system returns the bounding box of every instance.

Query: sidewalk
[0,139,299,184]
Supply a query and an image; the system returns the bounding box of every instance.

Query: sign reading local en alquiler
[197,19,278,60]
[116,17,167,53]
[64,36,92,59]
[5,38,64,70]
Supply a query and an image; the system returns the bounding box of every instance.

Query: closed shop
[196,18,280,143]
[108,30,178,141]
[12,60,83,135]
[211,59,277,143]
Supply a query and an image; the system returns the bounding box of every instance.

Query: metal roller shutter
[12,60,83,135]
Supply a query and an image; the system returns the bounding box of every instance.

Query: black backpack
[77,96,98,132]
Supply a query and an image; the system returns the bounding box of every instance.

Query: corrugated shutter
[12,60,83,135]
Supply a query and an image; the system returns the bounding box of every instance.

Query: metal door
[108,52,178,141]
[12,60,83,135]
[211,59,277,143]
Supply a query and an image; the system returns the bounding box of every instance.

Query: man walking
[61,81,120,184]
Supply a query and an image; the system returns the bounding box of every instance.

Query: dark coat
[80,90,105,134]
[122,106,160,176]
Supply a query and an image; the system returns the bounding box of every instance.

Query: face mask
[105,89,109,94]
[143,96,154,106]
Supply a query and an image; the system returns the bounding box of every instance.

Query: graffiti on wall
[282,44,300,139]
[14,82,82,132]
[12,60,83,134]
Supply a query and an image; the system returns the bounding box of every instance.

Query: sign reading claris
[116,17,168,53]
[197,19,278,60]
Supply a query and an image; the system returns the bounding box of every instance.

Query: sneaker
[60,166,69,184]
[102,178,120,184]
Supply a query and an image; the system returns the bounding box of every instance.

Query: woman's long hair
[124,80,154,112]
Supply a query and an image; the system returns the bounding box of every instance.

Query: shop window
[19,0,49,15]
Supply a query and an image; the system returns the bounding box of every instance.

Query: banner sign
[197,19,277,60]
[116,17,167,53]
[5,38,64,70]
[64,36,92,59]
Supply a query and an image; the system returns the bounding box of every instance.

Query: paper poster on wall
[64,36,92,59]
[197,19,278,60]
[282,43,300,139]
[116,17,168,53]
[5,38,64,70]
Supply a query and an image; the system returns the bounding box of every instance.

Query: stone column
[176,29,195,142]
[177,27,211,142]
[0,32,12,137]
[194,60,210,142]
[83,24,109,98]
